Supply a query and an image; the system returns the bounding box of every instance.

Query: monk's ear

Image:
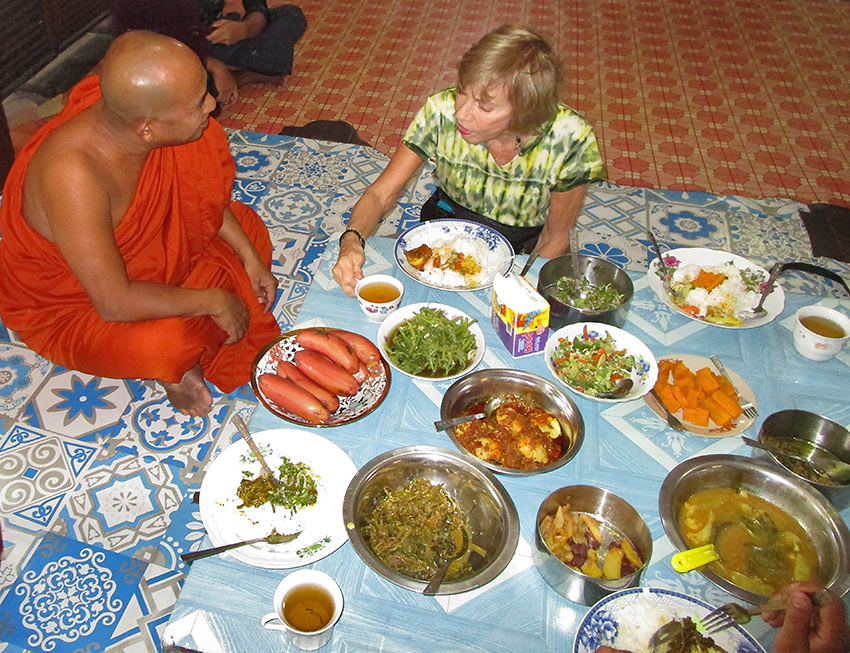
[136,120,155,143]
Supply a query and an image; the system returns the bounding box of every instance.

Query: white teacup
[355,274,404,323]
[261,570,344,650]
[793,305,850,362]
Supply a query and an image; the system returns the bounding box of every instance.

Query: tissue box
[491,273,549,357]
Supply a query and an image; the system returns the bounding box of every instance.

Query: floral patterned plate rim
[644,354,757,438]
[573,586,766,653]
[647,247,785,329]
[251,329,390,427]
[394,218,515,291]
[199,428,357,569]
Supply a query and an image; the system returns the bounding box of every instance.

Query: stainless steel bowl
[532,485,652,606]
[659,454,850,603]
[439,369,584,475]
[342,445,519,595]
[757,409,850,509]
[537,254,633,330]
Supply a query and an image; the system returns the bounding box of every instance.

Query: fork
[709,354,758,419]
[700,589,832,635]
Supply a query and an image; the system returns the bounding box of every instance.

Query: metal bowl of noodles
[537,254,633,330]
[439,368,584,475]
[343,445,519,595]
[659,454,850,604]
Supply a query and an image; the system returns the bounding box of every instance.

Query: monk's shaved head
[100,31,206,125]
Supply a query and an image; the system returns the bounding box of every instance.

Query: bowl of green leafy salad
[544,323,658,403]
[537,254,633,330]
[377,302,485,381]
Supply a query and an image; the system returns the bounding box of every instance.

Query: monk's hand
[244,258,277,313]
[212,290,250,344]
[332,241,365,297]
[763,582,849,653]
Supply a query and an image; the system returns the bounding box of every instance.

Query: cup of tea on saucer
[794,305,850,362]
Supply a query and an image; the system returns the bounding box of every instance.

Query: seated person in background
[0,31,281,417]
[332,23,604,296]
[594,581,849,653]
[112,0,307,105]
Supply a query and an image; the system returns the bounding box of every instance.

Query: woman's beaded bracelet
[339,228,366,249]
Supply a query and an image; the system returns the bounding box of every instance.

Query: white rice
[671,262,759,318]
[415,236,503,288]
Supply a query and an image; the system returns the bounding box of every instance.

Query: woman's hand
[332,236,365,297]
[763,582,849,653]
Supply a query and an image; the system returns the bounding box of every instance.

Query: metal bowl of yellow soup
[659,454,850,604]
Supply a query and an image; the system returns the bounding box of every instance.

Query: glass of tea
[261,569,344,650]
[354,274,404,323]
[794,305,850,361]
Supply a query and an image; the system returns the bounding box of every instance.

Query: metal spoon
[647,229,673,295]
[423,528,469,596]
[181,529,302,563]
[648,388,686,432]
[741,262,784,320]
[596,377,634,399]
[742,436,850,484]
[433,395,506,431]
[520,251,539,277]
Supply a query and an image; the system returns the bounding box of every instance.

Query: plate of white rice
[573,587,765,653]
[394,219,515,291]
[647,248,785,329]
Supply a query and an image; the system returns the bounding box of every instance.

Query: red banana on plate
[257,373,331,424]
[276,361,340,413]
[333,330,382,369]
[294,350,361,396]
[295,328,359,374]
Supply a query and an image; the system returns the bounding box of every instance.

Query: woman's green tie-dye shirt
[403,88,605,228]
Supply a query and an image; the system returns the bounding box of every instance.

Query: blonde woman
[333,24,604,296]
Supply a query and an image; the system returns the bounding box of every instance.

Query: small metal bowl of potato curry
[532,485,652,606]
[757,409,850,509]
[439,369,584,475]
[343,445,519,595]
[659,454,850,604]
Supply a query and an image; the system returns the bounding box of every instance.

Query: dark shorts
[419,188,543,254]
[207,5,307,77]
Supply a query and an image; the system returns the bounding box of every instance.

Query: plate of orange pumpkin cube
[644,354,757,436]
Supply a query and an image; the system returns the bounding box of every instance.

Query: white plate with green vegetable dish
[377,302,486,381]
[198,429,357,568]
[544,323,658,403]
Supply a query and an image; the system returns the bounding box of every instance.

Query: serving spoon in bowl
[596,377,633,399]
[433,395,507,431]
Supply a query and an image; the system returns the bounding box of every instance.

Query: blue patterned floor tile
[1,425,100,533]
[0,345,53,424]
[0,533,148,652]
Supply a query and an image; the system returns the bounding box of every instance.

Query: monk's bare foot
[234,70,283,88]
[162,364,213,417]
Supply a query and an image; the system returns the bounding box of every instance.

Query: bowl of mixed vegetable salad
[377,302,485,381]
[537,255,633,330]
[544,323,658,403]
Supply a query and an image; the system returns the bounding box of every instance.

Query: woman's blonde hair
[458,24,562,135]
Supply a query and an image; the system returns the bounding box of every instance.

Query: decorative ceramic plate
[377,302,485,382]
[394,219,515,291]
[647,247,785,329]
[573,587,766,653]
[199,429,357,569]
[544,323,658,403]
[251,329,390,427]
[645,354,757,437]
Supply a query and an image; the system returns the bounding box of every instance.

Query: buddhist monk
[0,31,281,417]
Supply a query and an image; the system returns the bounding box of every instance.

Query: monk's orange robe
[0,77,281,392]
